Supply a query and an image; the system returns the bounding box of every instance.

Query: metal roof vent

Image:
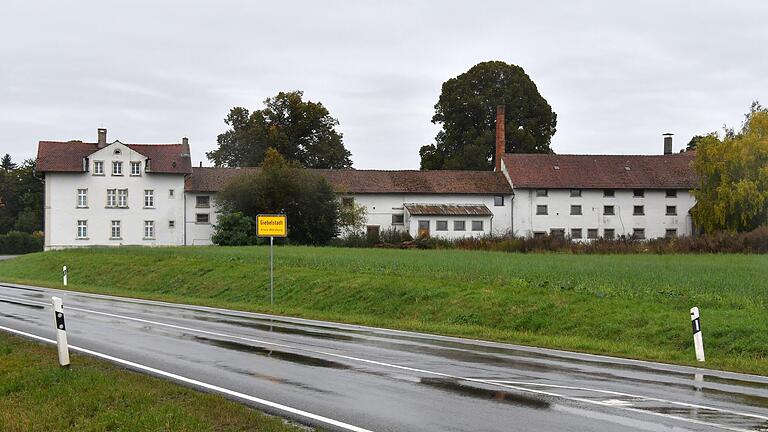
[554,165,560,170]
[625,166,631,171]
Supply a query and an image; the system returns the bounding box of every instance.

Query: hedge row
[331,226,768,254]
[0,231,44,254]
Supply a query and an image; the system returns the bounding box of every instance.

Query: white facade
[348,193,512,239]
[511,188,696,239]
[184,192,218,246]
[44,142,186,250]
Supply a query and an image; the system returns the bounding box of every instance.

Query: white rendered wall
[185,192,219,245]
[347,193,513,238]
[511,188,696,239]
[44,142,185,250]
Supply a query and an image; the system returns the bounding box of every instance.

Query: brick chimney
[182,137,189,145]
[97,128,107,148]
[663,133,673,155]
[495,105,505,172]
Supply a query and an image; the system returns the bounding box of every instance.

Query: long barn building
[36,122,697,249]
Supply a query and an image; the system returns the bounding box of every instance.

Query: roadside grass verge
[0,331,309,432]
[0,246,766,375]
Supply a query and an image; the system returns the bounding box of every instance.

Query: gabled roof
[501,152,698,189]
[36,141,192,174]
[185,167,514,195]
[404,203,493,216]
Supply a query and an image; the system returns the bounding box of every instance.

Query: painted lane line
[7,282,766,385]
[0,324,374,432]
[0,293,762,432]
[484,380,768,420]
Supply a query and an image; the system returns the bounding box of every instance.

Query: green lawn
[0,246,766,375]
[0,332,308,432]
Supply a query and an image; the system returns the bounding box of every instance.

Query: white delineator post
[690,307,705,362]
[62,265,67,286]
[52,296,70,367]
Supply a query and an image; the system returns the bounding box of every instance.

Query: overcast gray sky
[1,1,766,169]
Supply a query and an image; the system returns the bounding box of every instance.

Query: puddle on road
[0,312,37,323]
[22,292,45,299]
[216,363,335,395]
[420,377,550,409]
[194,315,355,342]
[193,336,350,369]
[0,298,44,310]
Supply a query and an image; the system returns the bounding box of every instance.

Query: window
[113,148,121,155]
[604,228,615,239]
[392,214,404,225]
[144,220,155,239]
[570,189,582,197]
[536,205,548,215]
[77,189,87,208]
[666,205,677,216]
[418,220,430,237]
[76,220,87,239]
[570,205,582,215]
[110,220,121,239]
[535,189,548,197]
[366,225,380,239]
[603,189,615,198]
[633,205,644,215]
[106,189,117,207]
[341,197,353,208]
[494,195,504,206]
[118,189,128,208]
[604,205,615,216]
[93,161,104,175]
[633,189,644,198]
[144,190,154,208]
[196,213,210,224]
[169,189,175,199]
[533,231,546,239]
[551,228,565,238]
[666,189,677,198]
[196,195,210,208]
[633,228,646,239]
[665,229,677,238]
[472,220,484,231]
[169,220,176,229]
[112,161,123,175]
[130,161,142,176]
[587,228,598,239]
[436,220,448,231]
[571,228,582,239]
[454,220,465,231]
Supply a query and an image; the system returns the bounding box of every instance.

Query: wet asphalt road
[1,283,767,432]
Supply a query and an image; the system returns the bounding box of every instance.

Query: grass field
[0,246,766,375]
[0,332,307,432]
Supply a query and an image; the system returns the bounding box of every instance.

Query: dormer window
[130,161,142,176]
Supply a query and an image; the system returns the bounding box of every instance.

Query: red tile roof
[36,141,192,174]
[185,167,514,195]
[501,152,698,189]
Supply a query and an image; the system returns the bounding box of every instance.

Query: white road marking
[0,324,374,432]
[602,399,634,407]
[0,292,766,432]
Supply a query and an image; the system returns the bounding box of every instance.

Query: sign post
[257,214,287,305]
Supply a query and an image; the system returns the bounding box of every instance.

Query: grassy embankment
[0,246,766,375]
[0,332,307,431]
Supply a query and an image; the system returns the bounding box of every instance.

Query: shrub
[0,231,43,254]
[212,212,256,246]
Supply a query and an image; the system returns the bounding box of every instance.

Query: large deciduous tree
[207,91,353,169]
[691,105,768,233]
[216,148,340,245]
[0,159,43,234]
[419,61,557,170]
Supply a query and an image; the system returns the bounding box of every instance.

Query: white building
[36,126,698,249]
[499,152,698,239]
